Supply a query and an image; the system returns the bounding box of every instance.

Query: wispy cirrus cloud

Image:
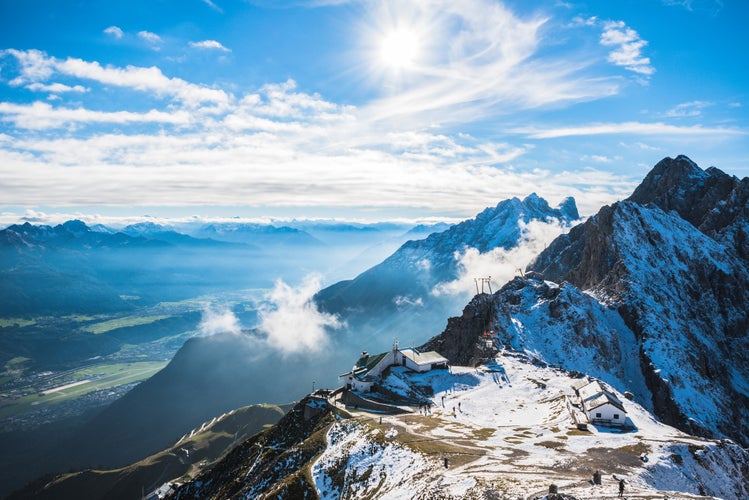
[189,40,231,52]
[664,100,713,117]
[355,0,620,127]
[516,121,745,139]
[201,0,224,13]
[662,0,723,14]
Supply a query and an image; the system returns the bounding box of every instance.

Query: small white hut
[573,379,627,426]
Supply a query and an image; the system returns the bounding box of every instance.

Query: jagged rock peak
[627,155,748,260]
[628,155,736,221]
[558,196,579,220]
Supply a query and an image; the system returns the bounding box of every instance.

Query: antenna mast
[474,276,492,294]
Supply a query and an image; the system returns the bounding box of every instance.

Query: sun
[379,28,420,70]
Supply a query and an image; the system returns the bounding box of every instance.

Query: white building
[573,379,627,426]
[399,347,449,372]
[340,344,448,392]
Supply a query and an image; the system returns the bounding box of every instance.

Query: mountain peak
[60,219,90,235]
[628,155,707,206]
[521,191,543,204]
[627,156,747,260]
[558,196,579,220]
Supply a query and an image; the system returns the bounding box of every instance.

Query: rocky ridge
[426,156,749,447]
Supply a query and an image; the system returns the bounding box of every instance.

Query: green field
[83,315,172,334]
[0,318,37,328]
[0,361,168,419]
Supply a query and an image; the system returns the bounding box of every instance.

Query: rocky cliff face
[528,158,749,445]
[628,155,749,261]
[426,157,749,447]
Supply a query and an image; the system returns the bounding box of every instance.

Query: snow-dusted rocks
[527,199,749,444]
[170,156,749,500]
[174,353,748,499]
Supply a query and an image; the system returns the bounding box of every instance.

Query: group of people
[418,401,432,415]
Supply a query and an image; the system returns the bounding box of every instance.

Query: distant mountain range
[7,155,749,499]
[315,193,579,349]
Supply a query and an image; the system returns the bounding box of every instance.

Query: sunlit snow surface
[312,356,748,499]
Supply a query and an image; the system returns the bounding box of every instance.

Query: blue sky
[0,0,746,224]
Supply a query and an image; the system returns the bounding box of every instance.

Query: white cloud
[2,50,230,108]
[189,40,231,52]
[665,100,712,117]
[662,0,723,13]
[104,26,124,39]
[570,15,598,27]
[0,101,191,129]
[137,30,162,45]
[354,0,620,128]
[26,82,88,93]
[394,295,424,308]
[257,274,343,354]
[2,49,55,83]
[0,47,633,217]
[2,2,731,220]
[516,121,746,139]
[581,154,612,163]
[199,305,242,336]
[0,126,632,216]
[201,0,224,13]
[433,219,570,296]
[600,20,654,77]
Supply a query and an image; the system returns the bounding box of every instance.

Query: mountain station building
[340,343,449,392]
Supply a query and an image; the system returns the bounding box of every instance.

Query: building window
[614,414,619,419]
[595,412,602,418]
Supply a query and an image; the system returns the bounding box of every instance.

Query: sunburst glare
[380,28,420,69]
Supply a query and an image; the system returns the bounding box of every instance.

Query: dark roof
[353,351,389,380]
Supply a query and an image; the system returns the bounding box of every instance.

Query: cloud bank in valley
[432,219,570,297]
[257,274,343,355]
[198,305,242,336]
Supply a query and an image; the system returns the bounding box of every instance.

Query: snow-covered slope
[525,195,749,446]
[422,277,651,409]
[171,354,749,499]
